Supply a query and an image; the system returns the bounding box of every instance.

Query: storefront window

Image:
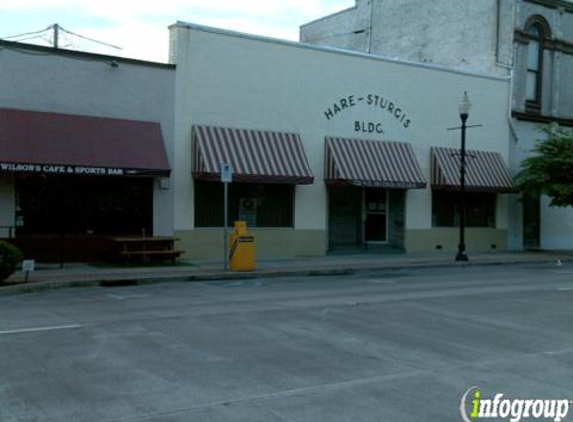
[15,175,153,235]
[432,191,496,228]
[195,181,294,228]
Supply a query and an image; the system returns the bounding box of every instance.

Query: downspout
[496,0,519,142]
[367,0,373,53]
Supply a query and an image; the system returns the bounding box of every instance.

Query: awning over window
[192,125,314,184]
[0,108,171,177]
[431,147,514,192]
[324,137,426,188]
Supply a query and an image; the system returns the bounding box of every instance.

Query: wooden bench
[110,236,183,264]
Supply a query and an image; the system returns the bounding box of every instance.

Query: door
[364,188,387,243]
[523,193,540,249]
[328,186,363,249]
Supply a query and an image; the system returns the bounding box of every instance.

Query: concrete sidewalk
[1,250,571,296]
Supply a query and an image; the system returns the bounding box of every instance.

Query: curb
[0,257,570,297]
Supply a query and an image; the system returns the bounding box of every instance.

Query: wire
[6,34,49,43]
[60,26,122,50]
[59,32,78,50]
[1,25,52,40]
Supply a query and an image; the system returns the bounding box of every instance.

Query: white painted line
[366,279,397,284]
[0,324,82,335]
[556,287,573,292]
[106,293,151,300]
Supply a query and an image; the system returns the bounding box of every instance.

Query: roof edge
[0,39,175,70]
[172,21,510,83]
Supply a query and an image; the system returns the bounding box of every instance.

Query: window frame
[523,16,551,112]
[431,190,497,229]
[194,181,295,229]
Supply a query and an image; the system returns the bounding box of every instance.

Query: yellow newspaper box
[229,221,255,271]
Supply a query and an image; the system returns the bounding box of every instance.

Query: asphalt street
[1,263,572,422]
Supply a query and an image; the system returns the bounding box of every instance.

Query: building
[0,20,523,262]
[0,40,175,261]
[168,22,514,259]
[301,0,573,250]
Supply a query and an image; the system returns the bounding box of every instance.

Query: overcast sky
[0,0,354,63]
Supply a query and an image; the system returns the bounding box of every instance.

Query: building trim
[514,30,573,54]
[171,21,510,82]
[512,111,573,127]
[0,39,176,70]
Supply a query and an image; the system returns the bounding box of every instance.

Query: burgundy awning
[0,108,171,177]
[192,125,314,184]
[431,147,514,192]
[325,137,426,188]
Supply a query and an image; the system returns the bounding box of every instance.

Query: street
[1,263,573,421]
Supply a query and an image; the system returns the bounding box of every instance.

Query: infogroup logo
[460,387,571,422]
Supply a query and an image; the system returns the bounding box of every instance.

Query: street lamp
[456,92,471,262]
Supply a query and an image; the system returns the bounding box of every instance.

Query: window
[195,181,294,228]
[524,16,551,110]
[432,191,496,228]
[15,175,153,235]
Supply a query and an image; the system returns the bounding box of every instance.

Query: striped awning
[192,125,314,184]
[324,137,426,188]
[431,147,514,192]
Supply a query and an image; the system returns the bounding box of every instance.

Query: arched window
[524,16,551,109]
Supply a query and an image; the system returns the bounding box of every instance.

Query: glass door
[364,188,387,243]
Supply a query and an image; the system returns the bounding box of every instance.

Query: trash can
[229,221,255,271]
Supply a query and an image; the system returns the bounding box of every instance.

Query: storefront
[191,124,314,228]
[0,108,171,261]
[324,136,426,252]
[0,40,175,262]
[169,22,515,258]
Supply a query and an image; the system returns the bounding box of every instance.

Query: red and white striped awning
[192,125,314,184]
[431,147,514,192]
[324,137,426,188]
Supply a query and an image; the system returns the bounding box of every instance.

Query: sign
[22,259,35,272]
[221,163,233,183]
[238,198,257,227]
[0,163,126,176]
[322,92,413,130]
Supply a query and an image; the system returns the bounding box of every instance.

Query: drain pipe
[367,0,373,53]
[496,0,518,142]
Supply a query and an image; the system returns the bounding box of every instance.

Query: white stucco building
[168,23,514,258]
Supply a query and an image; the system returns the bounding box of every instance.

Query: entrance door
[523,193,540,249]
[328,186,363,250]
[364,188,387,242]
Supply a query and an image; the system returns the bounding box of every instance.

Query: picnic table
[109,236,184,263]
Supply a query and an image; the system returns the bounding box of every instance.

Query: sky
[0,0,354,63]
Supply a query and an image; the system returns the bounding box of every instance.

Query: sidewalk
[1,250,572,296]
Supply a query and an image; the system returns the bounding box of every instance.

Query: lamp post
[456,92,471,262]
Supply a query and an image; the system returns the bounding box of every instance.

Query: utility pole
[53,23,59,49]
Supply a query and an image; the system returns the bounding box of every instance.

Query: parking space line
[0,324,82,335]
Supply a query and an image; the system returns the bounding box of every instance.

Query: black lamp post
[456,92,472,262]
